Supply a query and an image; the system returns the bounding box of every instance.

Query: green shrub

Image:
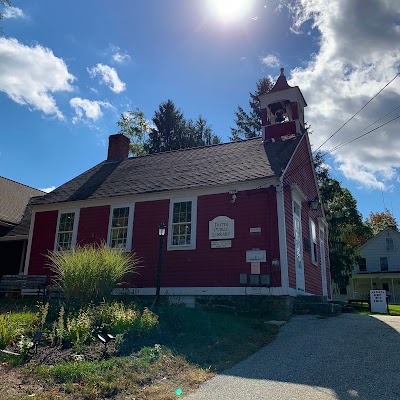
[94,302,140,335]
[46,242,140,304]
[139,307,159,335]
[66,309,92,346]
[0,312,37,348]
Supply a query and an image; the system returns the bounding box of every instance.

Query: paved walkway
[186,314,400,400]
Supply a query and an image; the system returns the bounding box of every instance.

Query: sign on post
[370,290,388,313]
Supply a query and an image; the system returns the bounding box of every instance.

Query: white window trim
[107,203,135,252]
[309,218,318,266]
[54,209,80,251]
[167,197,197,251]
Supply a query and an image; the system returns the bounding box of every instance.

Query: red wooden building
[24,69,330,299]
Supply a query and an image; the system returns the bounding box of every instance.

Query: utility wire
[275,112,400,189]
[313,72,400,153]
[322,114,400,156]
[326,104,400,153]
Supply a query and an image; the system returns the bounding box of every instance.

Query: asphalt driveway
[186,314,400,400]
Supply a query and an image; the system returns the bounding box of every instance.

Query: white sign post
[370,290,388,313]
[209,216,234,240]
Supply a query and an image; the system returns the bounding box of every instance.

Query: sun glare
[208,0,253,22]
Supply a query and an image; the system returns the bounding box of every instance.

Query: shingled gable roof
[31,135,303,206]
[0,177,44,225]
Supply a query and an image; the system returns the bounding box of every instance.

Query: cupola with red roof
[259,68,307,141]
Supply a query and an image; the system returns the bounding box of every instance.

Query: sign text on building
[209,216,234,240]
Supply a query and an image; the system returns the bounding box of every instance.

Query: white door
[293,202,305,292]
[320,229,328,297]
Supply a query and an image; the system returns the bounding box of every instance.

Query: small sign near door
[370,290,388,313]
[251,262,260,274]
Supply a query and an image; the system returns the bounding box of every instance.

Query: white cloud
[0,38,75,119]
[287,0,400,190]
[109,44,131,64]
[70,97,112,123]
[2,5,26,19]
[40,186,56,193]
[261,54,280,67]
[87,63,126,93]
[112,52,131,64]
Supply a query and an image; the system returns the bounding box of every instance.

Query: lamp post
[155,222,166,305]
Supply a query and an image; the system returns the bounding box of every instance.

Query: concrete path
[186,314,400,400]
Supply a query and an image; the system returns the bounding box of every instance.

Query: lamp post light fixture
[155,222,166,305]
[309,197,320,211]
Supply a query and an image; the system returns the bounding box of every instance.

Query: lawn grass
[350,301,400,316]
[0,298,279,400]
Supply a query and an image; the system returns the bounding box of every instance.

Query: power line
[322,114,400,156]
[313,72,400,153]
[276,112,400,188]
[326,104,400,153]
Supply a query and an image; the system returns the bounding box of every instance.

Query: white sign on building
[209,216,234,240]
[211,240,232,249]
[370,290,388,313]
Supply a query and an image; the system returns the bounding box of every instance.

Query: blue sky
[1,0,400,223]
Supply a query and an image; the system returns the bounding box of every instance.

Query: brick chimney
[107,134,130,161]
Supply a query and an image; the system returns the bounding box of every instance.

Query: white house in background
[334,227,400,303]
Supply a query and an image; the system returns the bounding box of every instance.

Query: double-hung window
[359,257,367,272]
[168,198,197,250]
[108,205,134,251]
[386,237,394,251]
[310,219,318,265]
[380,257,388,272]
[55,210,79,251]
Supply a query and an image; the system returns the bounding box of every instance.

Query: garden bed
[0,298,279,400]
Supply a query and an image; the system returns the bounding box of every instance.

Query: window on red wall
[310,219,318,265]
[107,204,134,252]
[55,211,79,251]
[168,197,197,250]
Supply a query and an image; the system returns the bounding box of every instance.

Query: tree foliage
[117,108,150,157]
[230,77,274,141]
[118,100,221,156]
[314,152,371,286]
[365,209,398,236]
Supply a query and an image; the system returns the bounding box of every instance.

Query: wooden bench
[0,275,25,296]
[0,275,48,297]
[22,275,48,297]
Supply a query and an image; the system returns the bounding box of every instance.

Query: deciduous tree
[117,108,150,157]
[314,152,371,287]
[365,209,398,236]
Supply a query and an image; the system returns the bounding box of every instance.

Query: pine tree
[230,77,274,141]
[145,100,188,154]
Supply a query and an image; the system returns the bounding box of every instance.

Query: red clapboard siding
[282,135,328,295]
[27,188,282,289]
[132,188,280,288]
[77,205,110,246]
[29,210,58,275]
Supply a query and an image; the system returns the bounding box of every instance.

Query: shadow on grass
[119,304,279,372]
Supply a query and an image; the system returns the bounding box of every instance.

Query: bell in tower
[259,68,307,141]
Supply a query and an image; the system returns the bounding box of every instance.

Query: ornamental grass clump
[46,243,140,304]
